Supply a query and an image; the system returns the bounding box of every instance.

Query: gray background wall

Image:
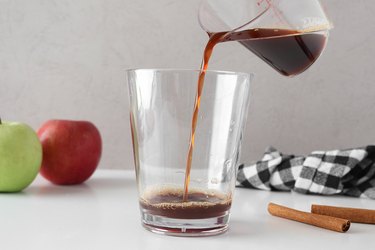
[0,0,374,169]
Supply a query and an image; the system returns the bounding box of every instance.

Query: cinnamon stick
[311,204,375,224]
[268,202,350,232]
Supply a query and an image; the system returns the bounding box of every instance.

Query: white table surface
[1,169,374,250]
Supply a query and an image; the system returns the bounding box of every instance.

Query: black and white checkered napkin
[237,146,375,199]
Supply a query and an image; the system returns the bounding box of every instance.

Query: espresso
[140,187,232,219]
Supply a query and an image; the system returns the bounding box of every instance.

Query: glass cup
[127,69,252,236]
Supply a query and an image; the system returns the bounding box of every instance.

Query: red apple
[37,120,102,185]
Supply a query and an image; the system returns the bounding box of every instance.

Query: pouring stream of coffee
[183,28,327,201]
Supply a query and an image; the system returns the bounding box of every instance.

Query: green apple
[0,118,42,192]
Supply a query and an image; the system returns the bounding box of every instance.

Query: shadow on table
[225,219,263,238]
[86,174,136,190]
[23,182,96,198]
[23,171,136,197]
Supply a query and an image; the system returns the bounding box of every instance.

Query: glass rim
[197,0,333,34]
[198,0,271,34]
[125,68,254,78]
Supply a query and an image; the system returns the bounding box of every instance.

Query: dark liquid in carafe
[182,28,327,202]
[225,28,327,76]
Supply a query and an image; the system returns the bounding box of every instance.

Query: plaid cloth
[236,146,375,199]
